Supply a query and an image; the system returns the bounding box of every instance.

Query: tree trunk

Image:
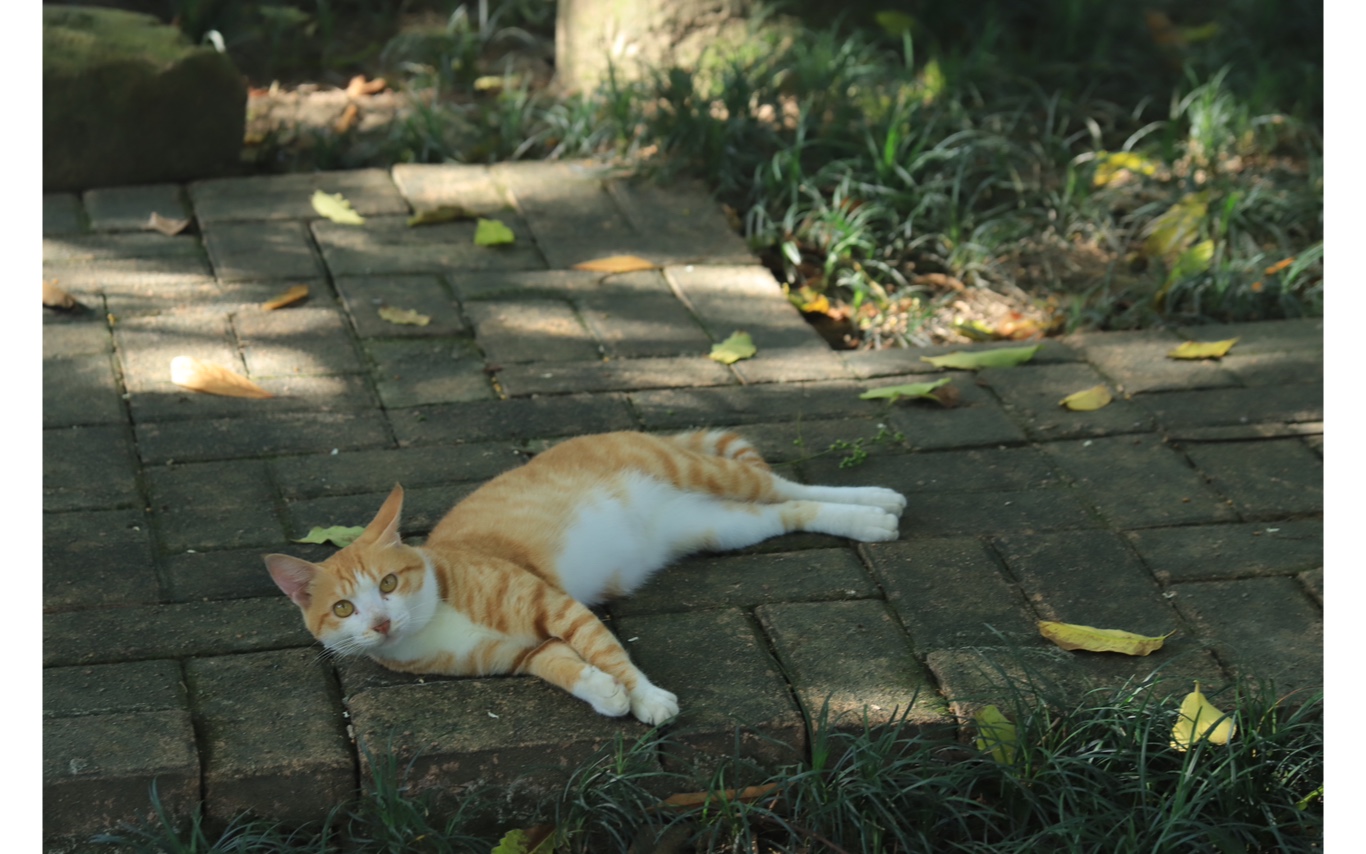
[554,0,759,93]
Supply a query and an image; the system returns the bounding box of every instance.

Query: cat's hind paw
[630,682,680,726]
[572,666,630,717]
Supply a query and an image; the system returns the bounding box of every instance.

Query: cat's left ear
[357,483,405,549]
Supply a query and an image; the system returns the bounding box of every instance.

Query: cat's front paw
[572,667,630,717]
[848,507,901,542]
[630,683,680,726]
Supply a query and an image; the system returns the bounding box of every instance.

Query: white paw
[572,667,630,717]
[847,507,901,542]
[630,682,679,726]
[859,487,907,516]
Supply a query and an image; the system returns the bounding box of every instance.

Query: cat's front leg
[517,639,631,717]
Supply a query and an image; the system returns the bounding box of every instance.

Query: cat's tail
[671,429,770,469]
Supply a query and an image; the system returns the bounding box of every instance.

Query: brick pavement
[42,163,1323,844]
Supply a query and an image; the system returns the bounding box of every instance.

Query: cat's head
[264,484,437,657]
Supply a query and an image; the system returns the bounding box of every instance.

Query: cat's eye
[379,574,398,594]
[332,600,355,618]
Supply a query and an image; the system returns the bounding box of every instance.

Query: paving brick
[448,268,614,301]
[605,177,755,265]
[164,547,293,603]
[467,299,599,363]
[334,274,466,338]
[735,418,911,465]
[44,508,158,611]
[862,538,1038,648]
[1041,434,1239,528]
[129,373,378,424]
[898,489,1100,538]
[313,214,546,276]
[84,184,191,232]
[203,220,326,281]
[1173,318,1323,354]
[496,356,736,397]
[803,445,1066,494]
[43,317,112,359]
[612,548,879,618]
[272,442,526,500]
[872,376,1030,450]
[134,411,393,464]
[730,346,856,384]
[44,354,126,428]
[146,459,283,552]
[44,710,199,839]
[1298,567,1323,606]
[630,379,868,430]
[235,305,365,376]
[43,231,206,263]
[1126,518,1323,583]
[43,425,140,512]
[978,361,1156,440]
[1182,439,1323,517]
[45,192,86,234]
[390,163,514,214]
[44,660,186,718]
[113,309,241,401]
[615,608,805,776]
[493,162,643,269]
[577,292,713,358]
[364,338,496,408]
[43,597,313,667]
[44,254,214,298]
[1137,383,1323,431]
[1220,349,1323,387]
[189,169,410,223]
[1169,577,1322,695]
[665,265,828,352]
[186,650,353,827]
[390,394,637,445]
[840,339,1082,380]
[285,483,482,540]
[1068,329,1242,394]
[756,600,949,732]
[991,530,1184,638]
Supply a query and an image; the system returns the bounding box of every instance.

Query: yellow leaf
[860,377,952,403]
[292,525,366,547]
[260,284,310,311]
[1038,621,1173,656]
[921,344,1040,371]
[974,704,1018,765]
[1171,681,1236,751]
[146,211,192,236]
[709,331,756,364]
[170,356,273,399]
[1059,384,1113,411]
[1143,192,1208,263]
[311,190,365,225]
[1093,151,1160,187]
[474,218,516,246]
[1167,338,1238,360]
[406,205,474,227]
[571,255,659,273]
[378,306,431,326]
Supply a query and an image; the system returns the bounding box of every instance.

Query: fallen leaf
[292,525,366,547]
[378,306,431,326]
[474,218,516,246]
[1171,681,1236,751]
[146,211,192,236]
[43,279,83,311]
[170,356,274,399]
[311,189,365,225]
[334,102,359,134]
[709,331,756,364]
[974,704,1018,765]
[860,377,952,404]
[1093,151,1159,187]
[1168,338,1238,360]
[953,319,997,342]
[655,783,780,811]
[345,74,387,97]
[406,205,474,226]
[1038,620,1173,656]
[260,284,310,311]
[1143,192,1208,264]
[1059,384,1113,411]
[921,344,1040,371]
[1263,257,1296,276]
[571,255,658,273]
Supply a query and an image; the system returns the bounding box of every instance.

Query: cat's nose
[373,619,391,636]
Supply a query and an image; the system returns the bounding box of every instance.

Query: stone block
[203,220,326,281]
[803,444,1065,494]
[83,184,191,232]
[977,361,1156,440]
[629,380,867,430]
[334,274,466,338]
[134,411,393,464]
[163,547,290,603]
[43,317,111,359]
[44,660,186,718]
[1126,519,1322,583]
[1136,383,1323,430]
[390,163,514,214]
[43,425,140,511]
[189,169,410,223]
[577,292,713,359]
[45,192,86,235]
[285,484,481,541]
[389,394,638,446]
[365,338,496,408]
[496,356,735,397]
[313,214,546,276]
[898,489,1100,538]
[271,442,526,500]
[145,459,283,552]
[880,378,1030,451]
[467,299,600,364]
[1068,329,1240,394]
[606,177,755,265]
[44,353,126,428]
[1182,439,1323,518]
[44,509,158,611]
[235,306,365,377]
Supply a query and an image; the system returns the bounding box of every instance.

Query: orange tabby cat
[265,429,906,724]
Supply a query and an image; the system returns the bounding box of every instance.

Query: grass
[90,675,1322,853]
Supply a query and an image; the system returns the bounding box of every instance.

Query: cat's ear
[264,553,320,609]
[356,484,405,549]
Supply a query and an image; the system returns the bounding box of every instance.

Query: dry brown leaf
[146,211,192,236]
[334,103,359,135]
[654,783,780,811]
[170,356,274,399]
[571,255,658,273]
[261,284,310,311]
[345,75,388,97]
[43,279,82,311]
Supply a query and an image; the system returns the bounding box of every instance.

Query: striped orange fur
[265,429,907,724]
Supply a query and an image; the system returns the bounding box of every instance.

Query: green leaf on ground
[709,331,757,364]
[474,218,516,246]
[1171,681,1236,751]
[974,705,1018,765]
[310,190,365,225]
[921,344,1040,371]
[860,377,952,403]
[1168,338,1238,360]
[293,526,365,547]
[1059,384,1113,411]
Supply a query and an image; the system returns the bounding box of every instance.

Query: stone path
[42,163,1324,844]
